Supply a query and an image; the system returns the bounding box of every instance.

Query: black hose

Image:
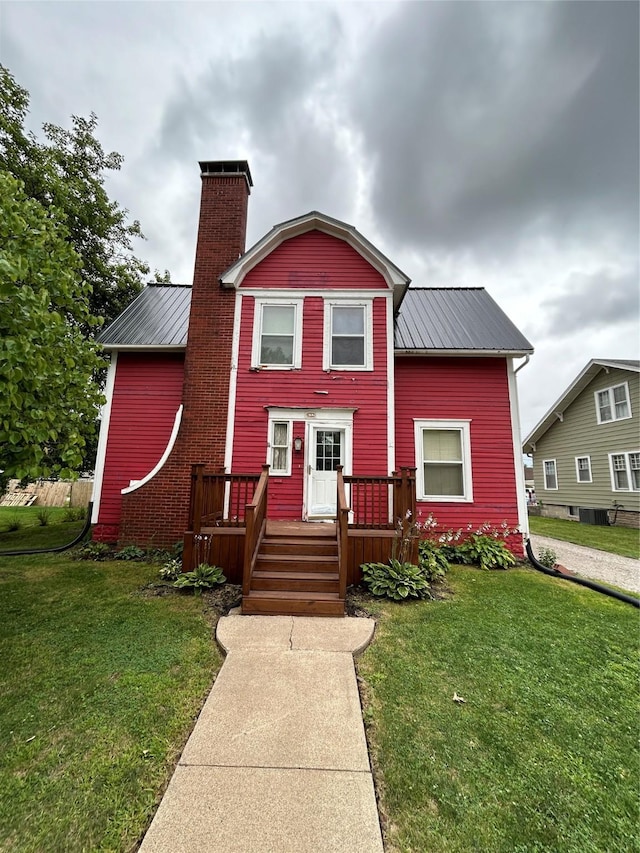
[0,502,93,557]
[525,538,639,609]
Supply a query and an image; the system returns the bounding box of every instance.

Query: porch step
[242,590,345,617]
[259,537,338,557]
[251,570,340,593]
[255,554,339,574]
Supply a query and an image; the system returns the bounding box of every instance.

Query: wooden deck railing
[343,467,416,529]
[242,464,270,596]
[336,466,349,601]
[189,464,261,531]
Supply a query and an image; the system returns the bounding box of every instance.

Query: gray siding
[533,368,640,512]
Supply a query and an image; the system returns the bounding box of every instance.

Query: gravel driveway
[528,534,640,595]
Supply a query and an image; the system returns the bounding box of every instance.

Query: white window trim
[574,455,592,484]
[414,419,473,503]
[608,450,640,492]
[543,458,558,491]
[595,381,632,424]
[266,416,293,476]
[251,297,303,369]
[323,299,373,371]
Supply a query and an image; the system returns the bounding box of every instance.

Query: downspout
[525,538,639,608]
[0,503,93,557]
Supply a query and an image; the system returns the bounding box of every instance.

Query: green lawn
[0,552,220,853]
[529,515,640,558]
[358,566,639,853]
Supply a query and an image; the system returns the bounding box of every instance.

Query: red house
[92,160,533,615]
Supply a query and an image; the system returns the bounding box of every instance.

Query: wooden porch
[183,464,417,616]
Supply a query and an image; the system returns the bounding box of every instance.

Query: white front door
[307,426,345,518]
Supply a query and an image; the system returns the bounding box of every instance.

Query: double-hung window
[252,299,302,368]
[269,421,291,475]
[323,301,372,370]
[609,452,640,491]
[595,383,631,424]
[543,459,558,490]
[415,420,472,501]
[575,456,592,483]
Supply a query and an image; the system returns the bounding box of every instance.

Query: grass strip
[528,515,639,559]
[359,566,639,853]
[0,553,220,852]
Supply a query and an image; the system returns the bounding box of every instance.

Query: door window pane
[316,431,342,471]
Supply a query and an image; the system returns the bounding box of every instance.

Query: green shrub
[63,506,86,523]
[173,563,226,594]
[74,541,111,561]
[36,507,51,527]
[6,514,22,532]
[456,534,516,570]
[417,539,450,582]
[537,546,558,568]
[159,559,182,581]
[361,559,432,601]
[114,545,147,561]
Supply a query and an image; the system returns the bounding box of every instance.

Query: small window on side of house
[543,459,558,490]
[575,456,592,483]
[252,299,303,369]
[610,451,640,492]
[414,420,473,502]
[595,382,631,424]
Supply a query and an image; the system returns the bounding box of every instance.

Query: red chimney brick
[118,161,252,546]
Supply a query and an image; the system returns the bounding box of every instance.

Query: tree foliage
[0,171,106,482]
[0,64,152,329]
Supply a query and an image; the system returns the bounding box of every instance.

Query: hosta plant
[455,534,516,570]
[417,539,451,582]
[173,563,226,593]
[361,559,432,601]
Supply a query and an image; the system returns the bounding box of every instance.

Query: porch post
[191,463,205,534]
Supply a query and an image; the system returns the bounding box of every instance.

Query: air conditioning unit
[578,508,610,526]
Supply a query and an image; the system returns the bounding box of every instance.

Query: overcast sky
[2,0,638,437]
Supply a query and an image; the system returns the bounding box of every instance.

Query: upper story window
[252,299,303,369]
[414,419,473,502]
[323,301,373,371]
[543,459,558,490]
[595,382,631,424]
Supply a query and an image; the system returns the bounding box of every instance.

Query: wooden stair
[242,526,345,617]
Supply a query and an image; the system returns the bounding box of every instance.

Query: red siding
[233,280,390,518]
[240,231,389,289]
[394,357,521,549]
[96,353,184,534]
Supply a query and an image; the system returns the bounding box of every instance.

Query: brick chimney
[181,160,253,467]
[118,160,252,546]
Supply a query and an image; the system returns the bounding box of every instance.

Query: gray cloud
[541,267,640,335]
[349,2,639,257]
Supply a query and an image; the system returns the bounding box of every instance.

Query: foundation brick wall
[118,167,251,546]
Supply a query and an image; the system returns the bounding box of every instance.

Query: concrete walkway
[529,534,640,594]
[139,613,382,853]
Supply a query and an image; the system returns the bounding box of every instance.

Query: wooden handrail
[336,466,349,600]
[242,464,270,596]
[189,465,261,530]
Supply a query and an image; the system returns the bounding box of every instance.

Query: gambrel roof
[523,359,640,450]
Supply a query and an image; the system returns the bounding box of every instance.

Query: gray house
[523,359,639,528]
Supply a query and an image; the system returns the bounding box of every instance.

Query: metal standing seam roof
[394,288,533,354]
[97,284,191,348]
[97,284,533,355]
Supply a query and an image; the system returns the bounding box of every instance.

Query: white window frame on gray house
[575,456,592,483]
[543,459,558,490]
[595,382,631,424]
[252,298,303,369]
[414,419,473,502]
[609,451,640,492]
